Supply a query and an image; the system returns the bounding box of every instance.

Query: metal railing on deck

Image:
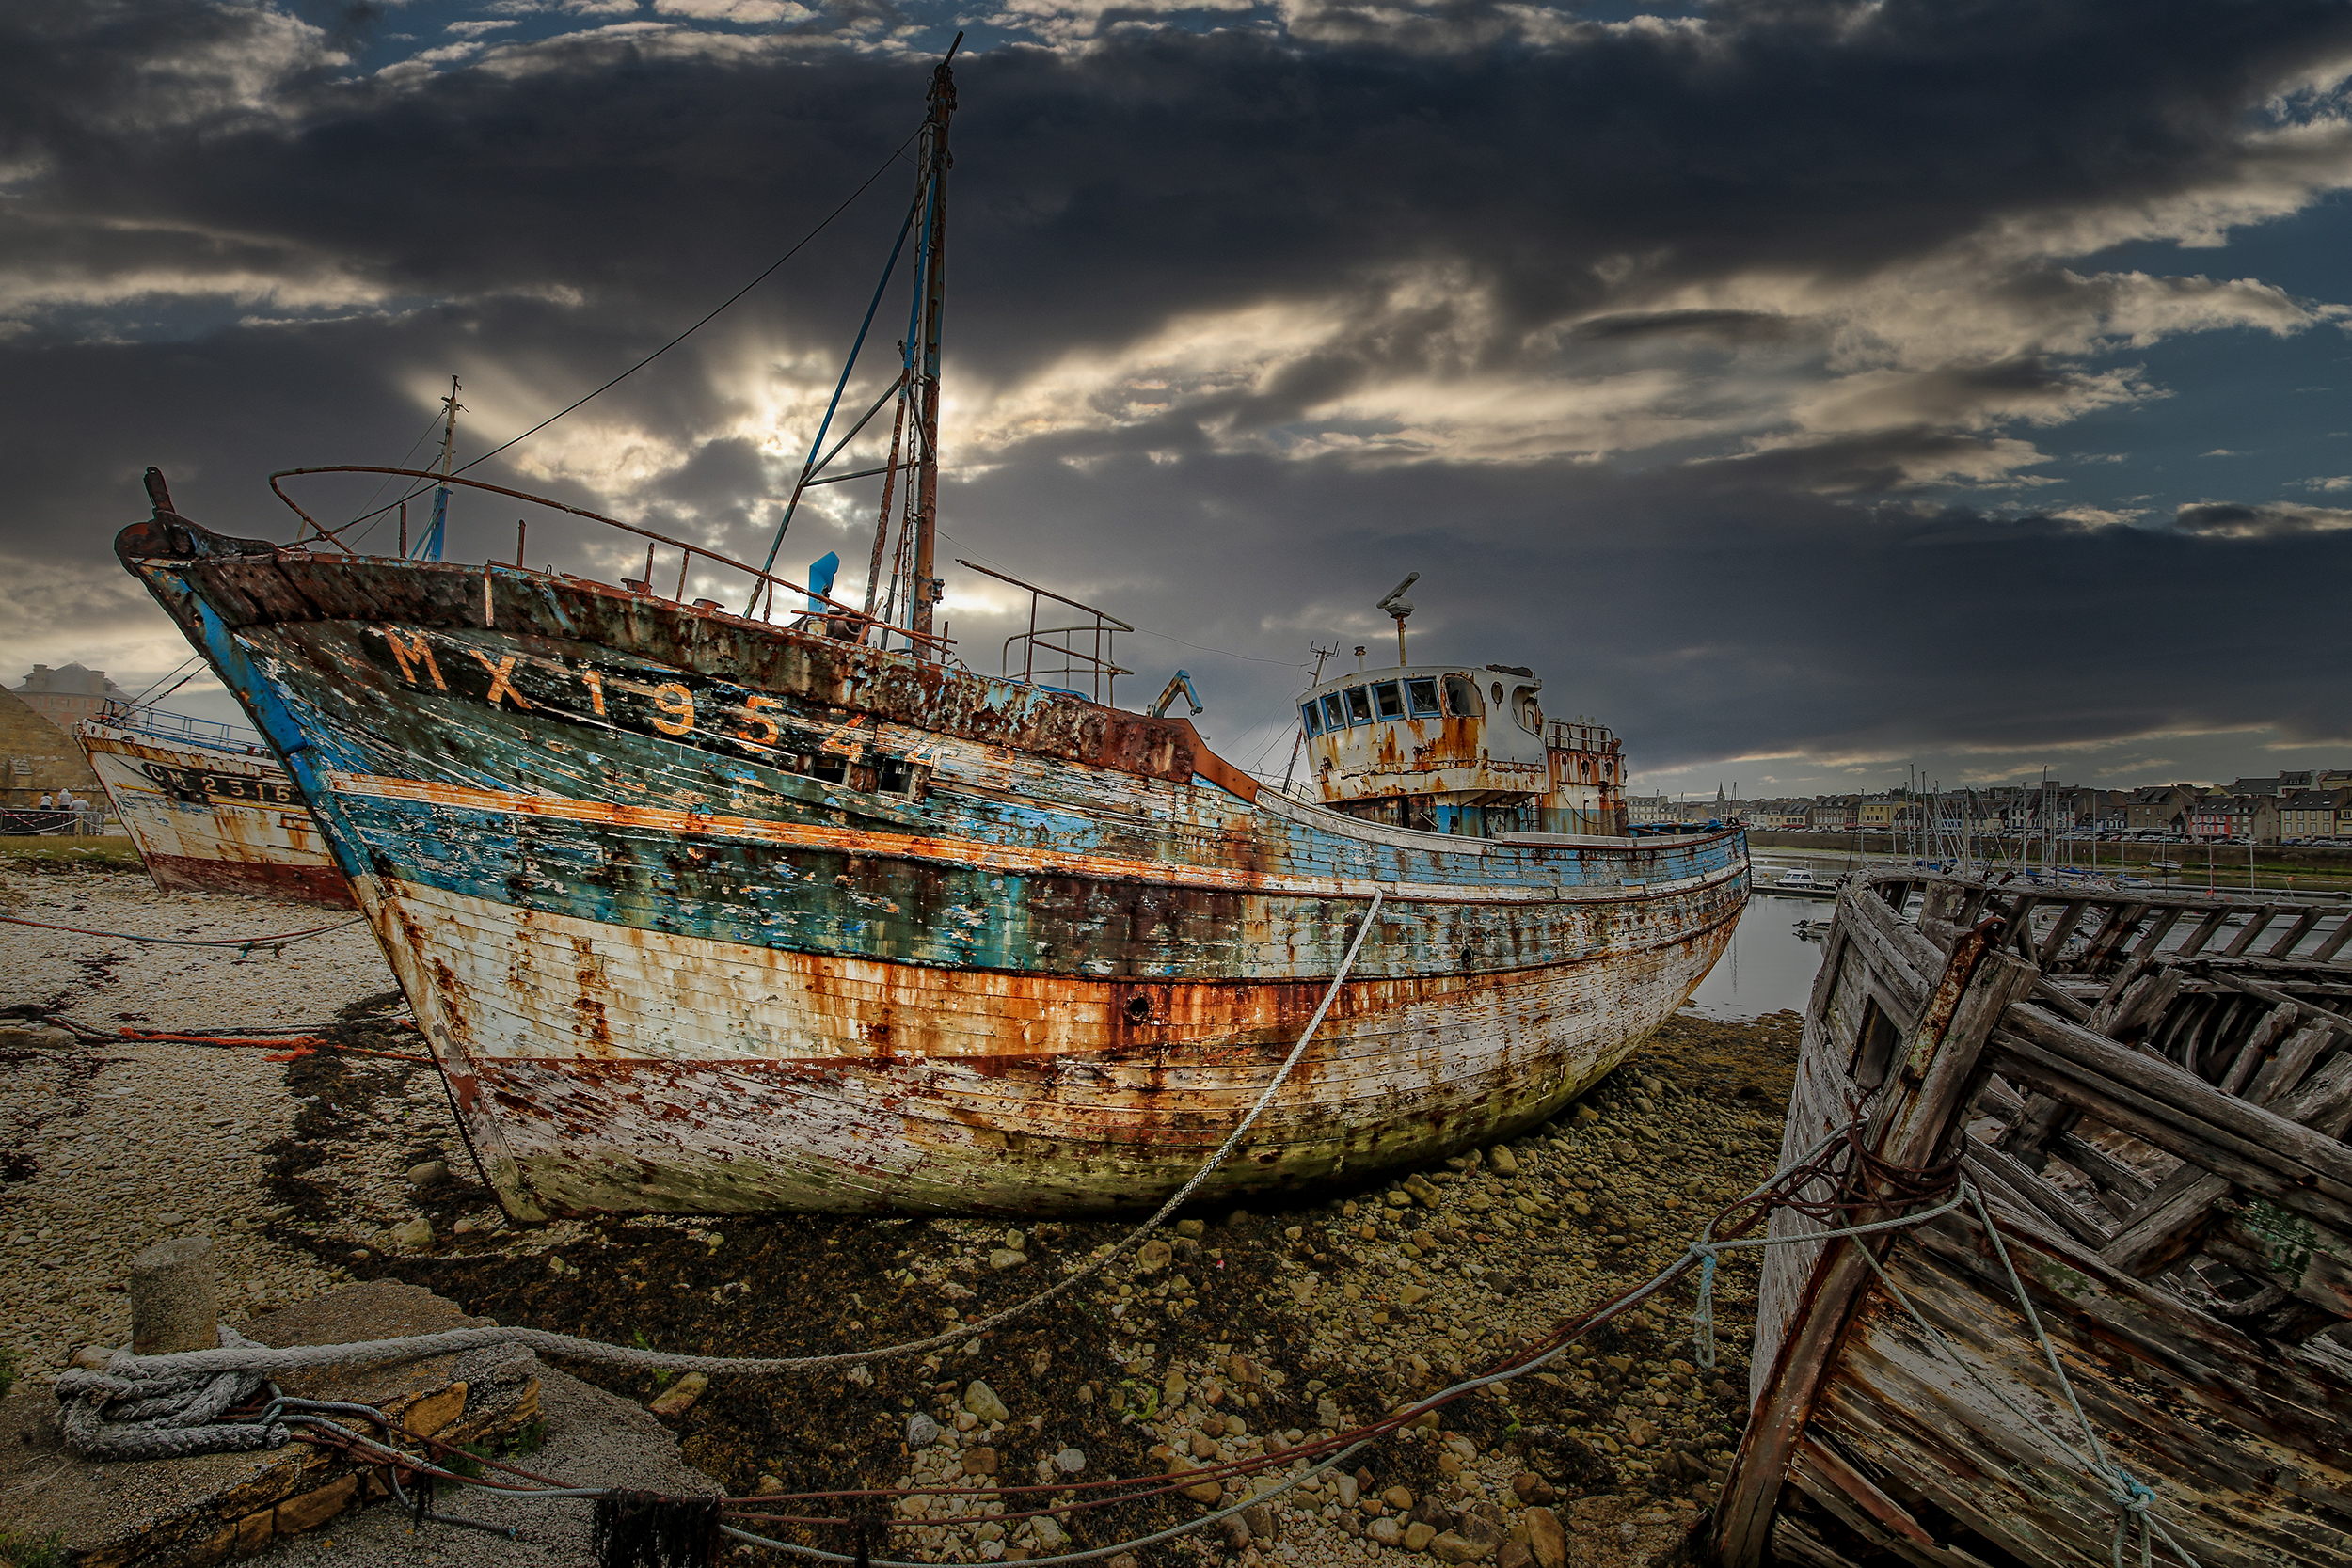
[94,701,263,754]
[959,559,1132,705]
[266,467,954,657]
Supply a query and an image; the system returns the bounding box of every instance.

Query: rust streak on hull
[119,520,1752,1220]
[77,721,356,909]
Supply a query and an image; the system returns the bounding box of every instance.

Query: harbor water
[1684,891,1828,1020]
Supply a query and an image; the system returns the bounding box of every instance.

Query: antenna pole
[419,376,462,561]
[908,35,961,651]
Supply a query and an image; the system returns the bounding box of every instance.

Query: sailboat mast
[420,375,462,562]
[909,38,960,649]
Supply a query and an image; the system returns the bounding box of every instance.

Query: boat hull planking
[120,526,1747,1218]
[76,721,355,908]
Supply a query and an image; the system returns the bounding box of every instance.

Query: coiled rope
[51,1099,2198,1568]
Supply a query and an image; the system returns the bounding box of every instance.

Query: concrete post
[130,1236,217,1354]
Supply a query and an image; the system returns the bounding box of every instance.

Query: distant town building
[2125,785,2198,836]
[13,663,127,736]
[2280,788,2351,841]
[1624,794,1672,825]
[2188,794,2278,844]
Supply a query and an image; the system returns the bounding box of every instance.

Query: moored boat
[1716,870,2352,1567]
[113,50,1745,1220]
[76,704,353,908]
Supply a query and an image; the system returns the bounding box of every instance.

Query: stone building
[1,685,105,809]
[14,663,127,734]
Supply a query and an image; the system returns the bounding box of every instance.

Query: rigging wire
[341,125,927,533]
[933,530,1312,673]
[122,656,200,706]
[343,404,461,547]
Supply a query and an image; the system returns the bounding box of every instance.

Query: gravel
[2,870,401,1383]
[2,867,1804,1568]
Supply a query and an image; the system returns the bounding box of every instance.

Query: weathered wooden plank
[1724,870,2352,1568]
[2125,904,2185,962]
[2223,904,2282,959]
[2088,964,2182,1043]
[2314,913,2352,964]
[1722,933,2034,1568]
[2027,975,2092,1023]
[1769,1515,1868,1568]
[1788,1441,1945,1565]
[2265,907,2324,959]
[2076,900,2148,973]
[2205,969,2352,1037]
[2217,1002,2303,1097]
[1992,1040,2352,1246]
[2096,1053,2352,1276]
[2002,894,2040,962]
[1997,1005,2352,1198]
[2242,1020,2340,1105]
[1839,888,1934,1020]
[2173,906,2233,958]
[1966,1138,2110,1247]
[2046,1131,2154,1218]
[2036,898,2091,968]
[1817,1224,2352,1567]
[1901,1214,2352,1459]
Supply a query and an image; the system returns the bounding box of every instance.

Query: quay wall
[1742,829,2352,876]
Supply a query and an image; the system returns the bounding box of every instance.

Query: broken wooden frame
[1717,871,2352,1568]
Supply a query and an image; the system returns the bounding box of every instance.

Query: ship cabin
[1296,662,1627,840]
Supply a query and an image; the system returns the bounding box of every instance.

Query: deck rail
[266,466,953,656]
[959,558,1133,705]
[92,700,262,754]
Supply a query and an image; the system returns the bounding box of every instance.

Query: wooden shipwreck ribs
[1717,872,2352,1568]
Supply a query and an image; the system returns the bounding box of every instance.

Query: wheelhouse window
[1406,678,1441,717]
[1344,687,1374,725]
[1300,701,1323,736]
[1321,693,1349,731]
[1443,675,1483,718]
[1373,681,1406,721]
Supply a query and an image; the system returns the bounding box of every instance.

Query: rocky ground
[2,868,1804,1568]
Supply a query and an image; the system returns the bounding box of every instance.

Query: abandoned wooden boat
[112,49,1746,1219]
[1716,871,2352,1567]
[76,705,353,907]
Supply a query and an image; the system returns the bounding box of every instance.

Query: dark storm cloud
[6,0,2352,784]
[2172,499,2352,539]
[8,1,2349,363]
[933,448,2352,771]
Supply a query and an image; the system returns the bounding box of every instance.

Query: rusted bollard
[130,1236,217,1354]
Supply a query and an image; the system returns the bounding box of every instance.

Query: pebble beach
[3,865,1804,1568]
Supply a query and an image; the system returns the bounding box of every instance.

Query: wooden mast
[909,38,959,651]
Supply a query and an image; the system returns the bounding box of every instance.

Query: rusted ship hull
[1718,873,2352,1568]
[119,519,1747,1219]
[76,720,354,907]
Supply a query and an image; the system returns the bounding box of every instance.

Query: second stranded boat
[112,52,1745,1219]
[77,703,354,907]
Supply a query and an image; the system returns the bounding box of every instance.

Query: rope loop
[1686,1245,1722,1369]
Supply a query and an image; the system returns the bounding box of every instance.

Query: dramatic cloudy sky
[7,0,2352,799]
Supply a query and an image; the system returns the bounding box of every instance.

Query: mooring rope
[0,911,368,956]
[1849,1183,2203,1568]
[51,1104,2196,1568]
[55,890,1389,1406]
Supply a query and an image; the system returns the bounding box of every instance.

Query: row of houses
[1626,770,2352,845]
